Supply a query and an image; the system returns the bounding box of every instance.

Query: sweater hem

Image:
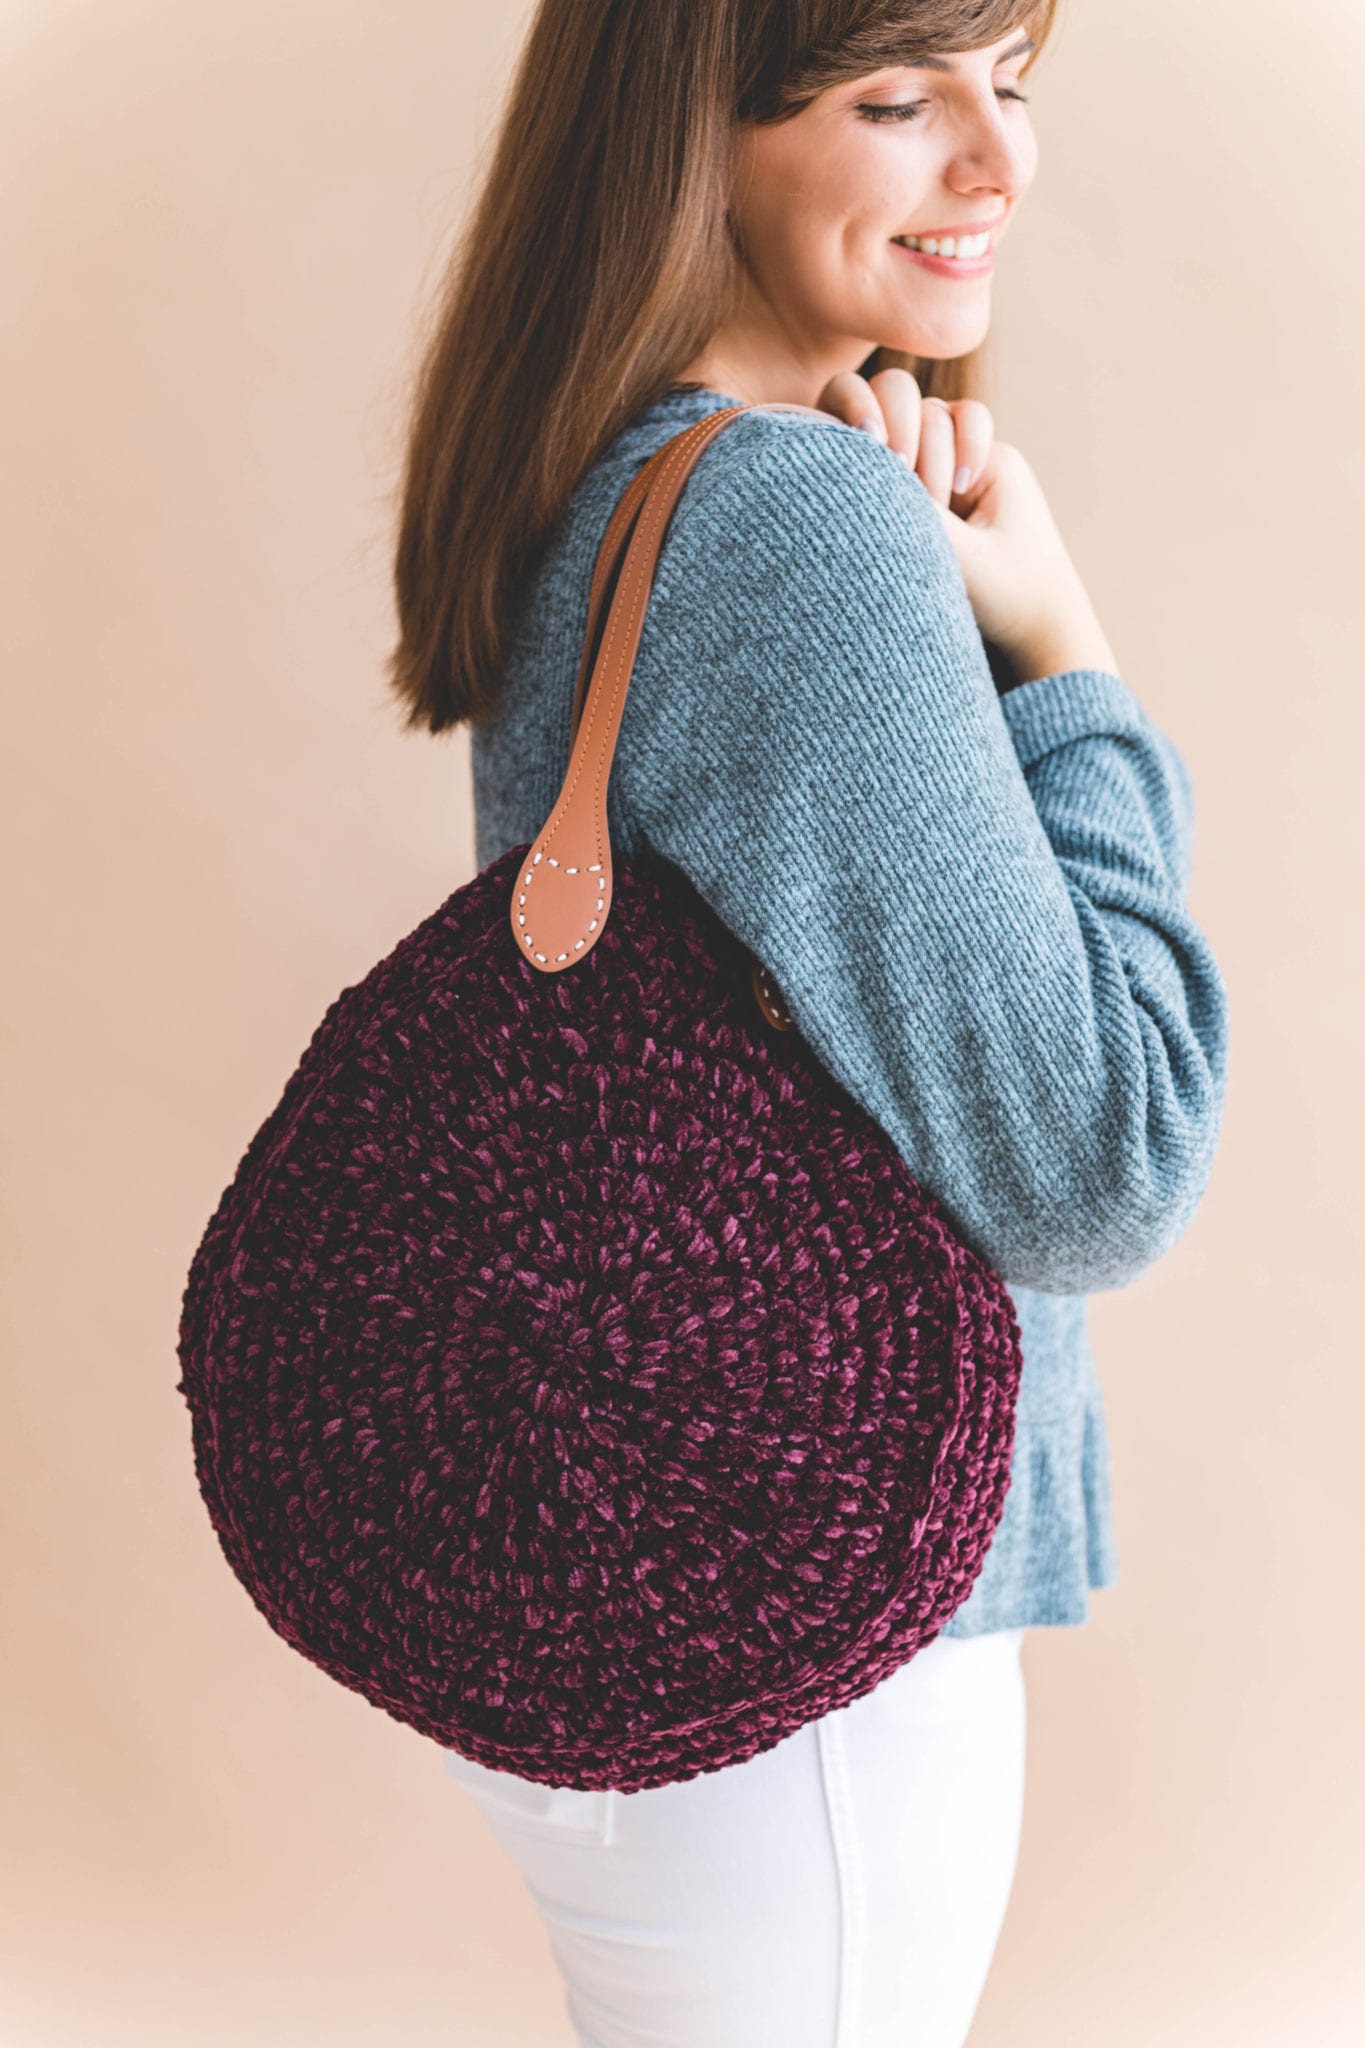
[935,1400,1120,1638]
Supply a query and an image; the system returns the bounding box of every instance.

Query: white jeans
[440,1625,1027,2048]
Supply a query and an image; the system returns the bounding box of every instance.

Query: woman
[387,2,1229,2042]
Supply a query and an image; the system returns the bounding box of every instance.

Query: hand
[815,367,1119,680]
[815,365,993,504]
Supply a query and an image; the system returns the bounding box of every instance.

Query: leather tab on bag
[752,957,796,1031]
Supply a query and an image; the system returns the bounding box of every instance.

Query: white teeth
[895,230,990,260]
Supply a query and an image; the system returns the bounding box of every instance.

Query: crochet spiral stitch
[176,842,1023,1794]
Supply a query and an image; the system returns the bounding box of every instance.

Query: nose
[944,95,1034,203]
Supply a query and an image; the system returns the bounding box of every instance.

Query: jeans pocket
[441,1747,614,1845]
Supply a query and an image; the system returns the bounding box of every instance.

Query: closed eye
[857,87,1030,123]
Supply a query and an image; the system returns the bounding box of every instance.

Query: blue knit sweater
[470,382,1230,1637]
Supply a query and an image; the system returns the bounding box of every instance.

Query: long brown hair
[386,0,1057,737]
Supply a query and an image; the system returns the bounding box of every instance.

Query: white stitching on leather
[518,412,741,966]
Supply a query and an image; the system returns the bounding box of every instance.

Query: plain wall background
[4,1,1362,2042]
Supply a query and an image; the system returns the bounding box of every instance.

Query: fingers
[812,371,993,509]
[915,398,959,503]
[945,398,994,501]
[814,369,889,442]
[866,367,923,462]
[812,365,929,468]
[917,395,995,506]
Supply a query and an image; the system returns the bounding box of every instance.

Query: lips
[895,216,1005,239]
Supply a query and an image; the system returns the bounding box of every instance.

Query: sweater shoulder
[661,403,948,568]
[644,402,974,650]
[636,401,980,679]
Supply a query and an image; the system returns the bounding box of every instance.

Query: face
[727,26,1040,373]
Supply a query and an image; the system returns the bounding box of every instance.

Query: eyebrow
[910,34,1036,70]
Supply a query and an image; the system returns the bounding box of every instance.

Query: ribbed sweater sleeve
[615,408,1229,1295]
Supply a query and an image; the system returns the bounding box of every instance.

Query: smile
[893,231,992,259]
[891,231,995,279]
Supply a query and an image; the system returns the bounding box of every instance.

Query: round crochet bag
[175,400,1024,1794]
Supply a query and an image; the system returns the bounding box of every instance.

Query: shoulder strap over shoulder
[567,402,826,743]
[511,400,825,977]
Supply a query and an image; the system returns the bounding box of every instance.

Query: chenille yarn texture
[471,382,1232,1639]
[175,833,1025,1793]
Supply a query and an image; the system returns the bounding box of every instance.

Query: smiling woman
[380,2,1229,2044]
[674,23,1041,404]
[387,0,1056,735]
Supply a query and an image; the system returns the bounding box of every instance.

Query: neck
[674,328,880,412]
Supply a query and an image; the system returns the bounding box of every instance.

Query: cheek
[829,134,937,261]
[734,121,948,319]
[802,125,925,225]
[745,129,915,267]
[733,155,845,280]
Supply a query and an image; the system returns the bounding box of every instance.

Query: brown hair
[386,0,1057,737]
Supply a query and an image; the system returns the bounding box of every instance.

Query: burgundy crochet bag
[175,400,1024,1794]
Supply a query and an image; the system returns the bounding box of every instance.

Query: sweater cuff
[996,667,1152,769]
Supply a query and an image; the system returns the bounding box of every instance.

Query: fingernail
[855,416,886,439]
[953,464,972,494]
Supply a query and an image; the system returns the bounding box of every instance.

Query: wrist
[1002,609,1120,688]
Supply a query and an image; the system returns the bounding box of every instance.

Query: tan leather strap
[569,398,825,744]
[568,438,676,746]
[509,399,826,987]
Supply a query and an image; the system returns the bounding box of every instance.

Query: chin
[876,295,992,362]
[887,318,991,361]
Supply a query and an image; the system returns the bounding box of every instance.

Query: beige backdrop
[4,2,1362,2042]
